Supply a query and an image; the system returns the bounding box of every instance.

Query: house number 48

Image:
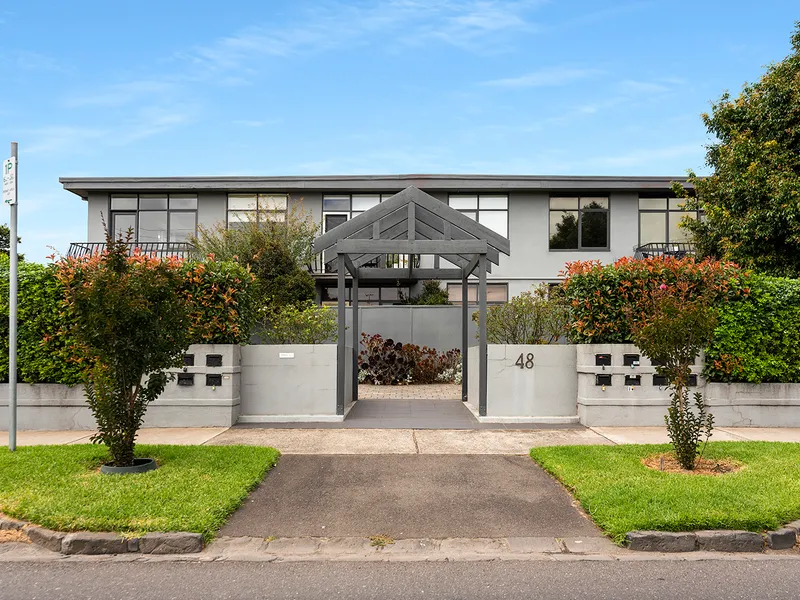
[515,353,535,369]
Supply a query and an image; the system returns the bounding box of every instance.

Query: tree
[0,224,22,259]
[189,205,316,314]
[627,281,717,470]
[675,23,800,276]
[55,231,190,467]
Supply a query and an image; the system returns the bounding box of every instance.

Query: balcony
[309,253,420,275]
[633,242,695,260]
[67,242,194,259]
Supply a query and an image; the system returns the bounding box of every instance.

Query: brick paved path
[358,383,461,400]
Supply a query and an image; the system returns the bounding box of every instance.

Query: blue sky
[1,0,798,262]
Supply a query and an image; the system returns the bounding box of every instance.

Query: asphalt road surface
[2,560,798,600]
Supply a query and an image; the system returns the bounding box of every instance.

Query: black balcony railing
[308,253,421,275]
[67,242,194,259]
[633,242,695,260]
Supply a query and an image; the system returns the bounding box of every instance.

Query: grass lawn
[0,444,280,541]
[530,442,800,543]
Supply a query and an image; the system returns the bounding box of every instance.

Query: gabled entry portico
[312,186,511,417]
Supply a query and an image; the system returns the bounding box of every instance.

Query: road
[1,559,798,599]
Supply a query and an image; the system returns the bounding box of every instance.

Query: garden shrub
[472,283,569,344]
[399,280,451,305]
[265,301,337,344]
[180,259,257,345]
[0,255,256,384]
[357,333,461,385]
[0,256,82,384]
[705,274,800,383]
[561,256,744,343]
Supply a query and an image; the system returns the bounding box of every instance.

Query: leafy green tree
[55,232,190,467]
[0,223,22,259]
[675,23,800,276]
[189,205,316,313]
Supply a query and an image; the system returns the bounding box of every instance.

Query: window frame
[447,193,509,239]
[226,193,289,228]
[637,196,700,246]
[548,196,611,252]
[446,282,509,305]
[109,193,198,244]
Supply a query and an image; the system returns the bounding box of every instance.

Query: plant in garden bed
[627,281,718,470]
[357,333,461,385]
[55,231,190,469]
[472,283,569,344]
[265,301,338,344]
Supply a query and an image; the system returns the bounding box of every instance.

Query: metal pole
[351,269,359,406]
[478,254,488,417]
[9,142,18,451]
[336,254,346,416]
[461,275,468,402]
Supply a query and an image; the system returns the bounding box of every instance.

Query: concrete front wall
[240,344,337,417]
[346,305,477,351]
[576,344,706,426]
[0,344,241,430]
[468,345,578,418]
[705,383,800,427]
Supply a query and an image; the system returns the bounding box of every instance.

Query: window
[321,193,395,227]
[109,194,198,243]
[320,285,411,306]
[638,197,699,245]
[448,194,508,237]
[549,197,609,250]
[446,283,508,305]
[228,194,288,228]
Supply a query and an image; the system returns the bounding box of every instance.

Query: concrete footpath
[2,426,799,454]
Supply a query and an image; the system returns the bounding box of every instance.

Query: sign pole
[6,142,18,451]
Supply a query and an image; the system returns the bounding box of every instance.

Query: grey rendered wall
[239,344,337,419]
[705,383,800,427]
[87,192,110,242]
[0,344,241,430]
[346,305,479,351]
[576,344,704,426]
[467,345,578,420]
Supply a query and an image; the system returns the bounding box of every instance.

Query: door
[323,213,348,272]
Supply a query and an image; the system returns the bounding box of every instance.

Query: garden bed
[529,442,800,543]
[0,444,280,541]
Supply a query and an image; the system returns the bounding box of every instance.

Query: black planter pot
[100,458,158,475]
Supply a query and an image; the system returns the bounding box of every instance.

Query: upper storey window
[448,194,508,238]
[227,194,288,229]
[110,194,198,243]
[549,197,609,250]
[638,198,698,245]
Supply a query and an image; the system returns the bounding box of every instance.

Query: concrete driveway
[220,454,602,539]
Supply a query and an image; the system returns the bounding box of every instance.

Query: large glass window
[227,194,288,228]
[321,285,411,306]
[110,194,197,243]
[549,197,609,250]
[448,194,508,238]
[638,198,699,245]
[446,283,508,305]
[321,193,395,227]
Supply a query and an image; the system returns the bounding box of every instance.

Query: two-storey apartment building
[60,174,696,303]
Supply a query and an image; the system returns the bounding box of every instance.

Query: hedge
[0,256,256,384]
[705,274,800,383]
[560,256,745,344]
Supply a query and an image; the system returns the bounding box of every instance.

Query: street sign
[3,156,16,205]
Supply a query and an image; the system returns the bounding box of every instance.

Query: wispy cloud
[482,66,603,88]
[232,119,279,128]
[183,0,544,73]
[64,79,179,108]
